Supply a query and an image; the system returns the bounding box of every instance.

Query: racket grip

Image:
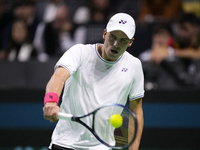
[57,112,73,121]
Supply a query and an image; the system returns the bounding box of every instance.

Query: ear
[128,38,134,47]
[103,29,107,39]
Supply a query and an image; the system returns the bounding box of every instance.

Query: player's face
[102,30,134,62]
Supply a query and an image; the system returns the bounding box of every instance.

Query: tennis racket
[57,103,138,149]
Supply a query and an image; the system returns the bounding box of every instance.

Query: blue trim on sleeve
[55,63,72,75]
[129,94,144,101]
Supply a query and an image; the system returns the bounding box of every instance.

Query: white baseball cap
[106,13,136,39]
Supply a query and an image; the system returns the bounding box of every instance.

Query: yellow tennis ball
[110,114,123,128]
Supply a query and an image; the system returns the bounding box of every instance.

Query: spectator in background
[35,0,64,23]
[137,0,183,24]
[127,0,182,58]
[3,19,37,62]
[0,0,14,59]
[73,0,112,25]
[173,12,200,59]
[13,0,40,42]
[73,0,113,44]
[0,0,39,59]
[33,4,86,62]
[150,13,200,87]
[139,22,175,64]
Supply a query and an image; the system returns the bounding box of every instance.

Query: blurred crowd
[0,0,200,88]
[0,0,138,62]
[0,0,199,62]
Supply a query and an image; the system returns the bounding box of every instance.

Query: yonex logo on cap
[119,20,127,24]
[106,13,136,39]
[49,95,53,99]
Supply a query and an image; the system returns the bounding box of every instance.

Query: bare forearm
[176,47,200,58]
[43,67,70,122]
[129,98,144,150]
[43,74,63,122]
[46,74,64,96]
[45,67,70,96]
[129,107,144,150]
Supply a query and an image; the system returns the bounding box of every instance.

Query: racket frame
[58,103,138,149]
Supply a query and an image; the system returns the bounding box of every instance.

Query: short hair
[152,22,173,36]
[14,0,35,7]
[176,12,199,25]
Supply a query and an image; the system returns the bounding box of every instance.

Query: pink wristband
[44,92,59,105]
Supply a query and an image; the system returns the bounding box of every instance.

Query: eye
[110,34,116,40]
[121,39,129,44]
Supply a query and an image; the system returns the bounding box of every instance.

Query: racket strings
[114,127,128,146]
[93,105,136,148]
[94,106,116,146]
[114,109,131,146]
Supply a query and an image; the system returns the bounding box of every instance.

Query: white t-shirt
[50,44,144,150]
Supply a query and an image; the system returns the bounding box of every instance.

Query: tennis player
[43,13,144,150]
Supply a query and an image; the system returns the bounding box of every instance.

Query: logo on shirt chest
[121,68,128,72]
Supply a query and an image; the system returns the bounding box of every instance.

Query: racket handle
[58,112,73,121]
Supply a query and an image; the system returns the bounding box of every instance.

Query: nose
[113,40,119,47]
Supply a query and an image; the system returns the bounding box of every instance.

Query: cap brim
[107,26,134,39]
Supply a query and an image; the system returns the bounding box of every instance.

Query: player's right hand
[43,102,60,122]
